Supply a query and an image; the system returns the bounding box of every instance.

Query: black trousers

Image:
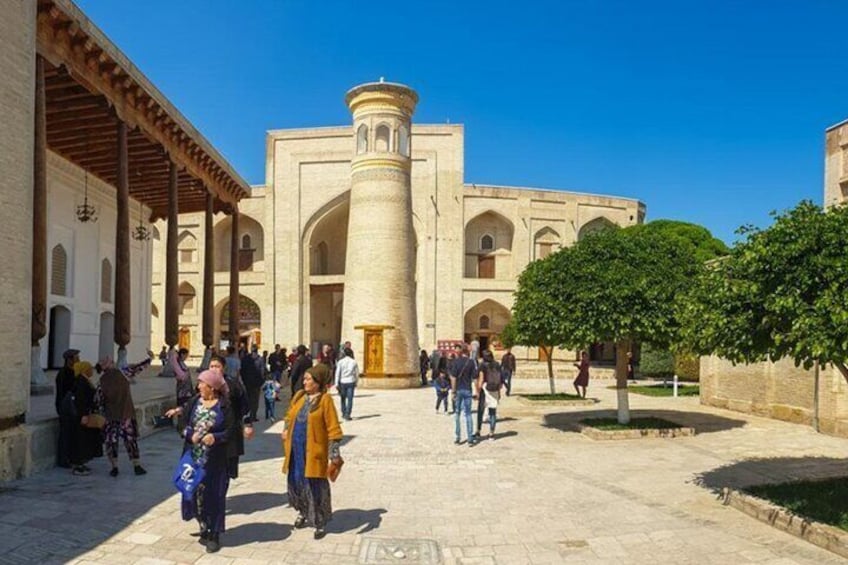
[476,392,486,434]
[246,384,261,423]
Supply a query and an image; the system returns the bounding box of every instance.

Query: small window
[51,244,67,296]
[398,125,410,157]
[480,234,494,251]
[242,234,252,249]
[356,124,368,154]
[375,124,391,152]
[479,315,490,330]
[100,259,112,303]
[179,249,194,263]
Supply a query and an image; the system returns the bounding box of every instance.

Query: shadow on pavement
[228,491,288,515]
[492,430,518,440]
[224,521,293,546]
[542,408,747,435]
[353,414,380,421]
[693,456,848,493]
[327,507,387,535]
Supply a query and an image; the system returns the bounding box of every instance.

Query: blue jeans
[502,370,512,395]
[339,383,355,418]
[454,390,474,443]
[264,397,275,419]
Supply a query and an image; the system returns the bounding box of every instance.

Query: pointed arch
[214,213,265,271]
[577,217,616,241]
[356,124,369,154]
[534,226,561,260]
[177,230,197,263]
[465,210,514,279]
[178,281,196,315]
[51,244,68,296]
[463,299,512,351]
[375,123,391,152]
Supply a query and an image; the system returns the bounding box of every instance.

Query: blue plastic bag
[172,450,205,497]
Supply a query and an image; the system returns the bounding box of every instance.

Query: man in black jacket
[55,348,79,467]
[240,345,264,423]
[289,344,312,395]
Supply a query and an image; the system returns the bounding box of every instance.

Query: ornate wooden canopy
[36,0,249,219]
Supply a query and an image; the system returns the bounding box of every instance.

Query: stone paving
[3,376,848,564]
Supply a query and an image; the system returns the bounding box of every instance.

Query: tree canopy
[681,201,848,383]
[629,219,729,263]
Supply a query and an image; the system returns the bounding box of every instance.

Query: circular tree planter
[517,393,597,407]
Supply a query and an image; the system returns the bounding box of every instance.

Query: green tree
[682,201,848,384]
[506,257,564,393]
[630,219,729,263]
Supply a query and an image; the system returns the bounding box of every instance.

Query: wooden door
[178,327,191,350]
[478,255,495,279]
[364,330,384,375]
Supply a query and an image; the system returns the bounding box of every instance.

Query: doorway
[48,305,71,369]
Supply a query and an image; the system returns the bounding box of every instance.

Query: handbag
[83,413,106,429]
[327,456,344,483]
[172,450,206,497]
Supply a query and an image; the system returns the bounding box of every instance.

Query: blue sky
[75,0,848,243]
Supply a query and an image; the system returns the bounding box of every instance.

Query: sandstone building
[152,82,645,379]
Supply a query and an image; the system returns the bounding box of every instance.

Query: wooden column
[31,55,46,348]
[114,120,131,359]
[202,191,215,348]
[228,207,240,344]
[164,160,179,347]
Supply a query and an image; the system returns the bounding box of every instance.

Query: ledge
[720,488,848,560]
[577,423,695,440]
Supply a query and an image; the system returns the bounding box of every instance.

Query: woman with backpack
[476,349,505,440]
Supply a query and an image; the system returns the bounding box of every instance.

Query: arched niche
[533,226,561,260]
[178,281,196,315]
[375,123,391,152]
[217,294,262,347]
[214,213,265,272]
[464,211,514,279]
[306,196,350,276]
[356,124,368,154]
[463,299,512,352]
[177,230,198,263]
[578,217,616,241]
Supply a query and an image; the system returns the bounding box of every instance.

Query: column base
[358,374,420,389]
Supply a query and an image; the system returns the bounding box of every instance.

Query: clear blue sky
[75,0,848,243]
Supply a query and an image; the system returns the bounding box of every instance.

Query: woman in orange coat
[282,365,343,539]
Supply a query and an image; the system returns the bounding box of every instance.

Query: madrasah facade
[151,81,645,383]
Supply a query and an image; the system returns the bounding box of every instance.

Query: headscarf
[73,361,93,378]
[198,369,229,399]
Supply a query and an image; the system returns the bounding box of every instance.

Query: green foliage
[682,201,848,380]
[629,220,729,263]
[639,343,675,378]
[747,478,848,531]
[674,352,701,381]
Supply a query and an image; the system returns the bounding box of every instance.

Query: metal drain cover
[358,537,442,564]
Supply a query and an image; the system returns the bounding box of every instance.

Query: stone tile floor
[4,377,848,564]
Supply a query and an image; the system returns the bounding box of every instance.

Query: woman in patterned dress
[282,366,343,539]
[96,356,146,477]
[166,369,233,553]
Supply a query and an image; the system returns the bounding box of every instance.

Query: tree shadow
[693,456,848,493]
[542,408,747,435]
[492,430,518,440]
[354,394,376,398]
[496,416,519,422]
[227,491,287,515]
[223,521,292,546]
[327,507,387,535]
[353,414,380,421]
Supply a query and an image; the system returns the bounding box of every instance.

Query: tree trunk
[836,362,848,387]
[615,340,631,424]
[544,346,555,394]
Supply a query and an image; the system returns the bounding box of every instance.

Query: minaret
[341,80,419,387]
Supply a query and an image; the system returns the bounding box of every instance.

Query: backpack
[485,362,503,392]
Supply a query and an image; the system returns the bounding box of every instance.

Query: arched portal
[464,299,511,352]
[99,312,114,361]
[48,305,71,368]
[214,214,265,272]
[464,211,514,279]
[218,295,262,350]
[577,217,616,241]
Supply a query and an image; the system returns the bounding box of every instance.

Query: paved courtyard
[3,377,848,564]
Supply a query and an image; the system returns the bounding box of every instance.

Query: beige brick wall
[0,0,35,421]
[701,356,848,437]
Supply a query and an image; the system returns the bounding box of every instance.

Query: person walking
[574,351,590,398]
[429,348,442,384]
[167,369,233,554]
[500,348,516,396]
[289,345,312,395]
[433,365,450,414]
[171,348,194,433]
[449,344,477,446]
[282,366,343,540]
[55,348,80,468]
[476,350,504,439]
[96,357,146,477]
[419,349,430,386]
[262,374,280,422]
[335,347,359,421]
[627,351,637,384]
[268,344,284,384]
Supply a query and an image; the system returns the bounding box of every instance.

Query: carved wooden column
[200,191,215,368]
[30,54,48,390]
[114,120,131,365]
[228,206,240,345]
[164,160,179,348]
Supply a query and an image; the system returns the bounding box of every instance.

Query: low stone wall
[700,356,848,438]
[578,424,695,440]
[721,488,848,559]
[516,396,596,407]
[0,393,173,483]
